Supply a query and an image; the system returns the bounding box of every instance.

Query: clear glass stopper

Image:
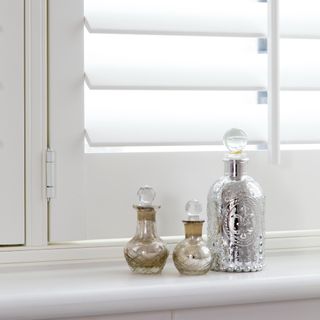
[185,200,202,221]
[223,128,248,154]
[137,185,156,207]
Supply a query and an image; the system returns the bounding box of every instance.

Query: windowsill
[1,249,320,320]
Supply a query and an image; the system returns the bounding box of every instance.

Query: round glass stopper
[223,128,248,154]
[137,185,156,207]
[185,199,202,221]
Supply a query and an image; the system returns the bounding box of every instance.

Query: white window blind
[84,0,320,155]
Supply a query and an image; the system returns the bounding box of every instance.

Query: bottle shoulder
[175,237,206,247]
[208,175,264,201]
[207,176,225,198]
[173,238,210,255]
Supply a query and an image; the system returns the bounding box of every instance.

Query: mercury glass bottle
[207,129,265,272]
[124,186,169,274]
[173,200,212,275]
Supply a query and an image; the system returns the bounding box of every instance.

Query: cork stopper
[183,200,204,238]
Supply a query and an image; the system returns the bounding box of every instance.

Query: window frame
[0,0,319,264]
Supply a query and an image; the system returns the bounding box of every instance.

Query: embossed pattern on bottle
[208,173,265,272]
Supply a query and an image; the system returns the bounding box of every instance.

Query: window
[84,0,268,149]
[47,0,320,244]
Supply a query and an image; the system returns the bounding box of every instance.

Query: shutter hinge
[46,149,56,200]
[257,90,268,104]
[257,38,268,54]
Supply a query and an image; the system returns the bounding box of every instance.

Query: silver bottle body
[207,159,265,272]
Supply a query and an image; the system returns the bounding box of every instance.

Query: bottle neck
[224,159,248,180]
[184,221,203,239]
[136,208,158,240]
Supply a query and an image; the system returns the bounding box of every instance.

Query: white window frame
[0,0,319,264]
[47,0,280,243]
[24,0,48,247]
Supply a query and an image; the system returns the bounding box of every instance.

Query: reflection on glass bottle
[173,200,212,275]
[124,186,169,274]
[207,129,265,272]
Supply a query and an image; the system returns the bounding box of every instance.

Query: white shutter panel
[279,0,320,145]
[0,0,24,244]
[48,0,86,241]
[84,0,320,148]
[84,0,269,148]
[49,0,320,242]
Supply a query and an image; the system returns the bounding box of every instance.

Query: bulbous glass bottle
[124,186,169,274]
[173,200,212,275]
[207,129,265,272]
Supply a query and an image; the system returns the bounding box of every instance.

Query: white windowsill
[0,249,320,320]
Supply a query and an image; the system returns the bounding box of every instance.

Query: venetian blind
[84,0,320,154]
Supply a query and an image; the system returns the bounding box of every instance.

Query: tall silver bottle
[207,129,265,272]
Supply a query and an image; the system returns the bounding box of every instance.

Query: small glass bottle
[173,200,212,275]
[207,129,265,272]
[124,186,169,274]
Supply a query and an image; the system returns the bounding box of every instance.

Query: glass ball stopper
[137,185,156,207]
[223,128,248,154]
[185,199,202,221]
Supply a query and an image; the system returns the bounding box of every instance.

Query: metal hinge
[257,38,268,54]
[46,149,56,200]
[257,90,268,104]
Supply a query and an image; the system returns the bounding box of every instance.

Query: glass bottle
[173,200,212,275]
[124,186,169,274]
[207,129,265,272]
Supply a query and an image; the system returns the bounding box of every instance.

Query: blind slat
[85,0,266,37]
[280,0,320,39]
[85,90,320,146]
[280,92,320,143]
[85,35,266,90]
[85,90,267,146]
[86,37,320,90]
[85,0,320,39]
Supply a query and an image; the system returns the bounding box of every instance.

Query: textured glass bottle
[207,129,265,272]
[173,200,212,275]
[124,186,169,274]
